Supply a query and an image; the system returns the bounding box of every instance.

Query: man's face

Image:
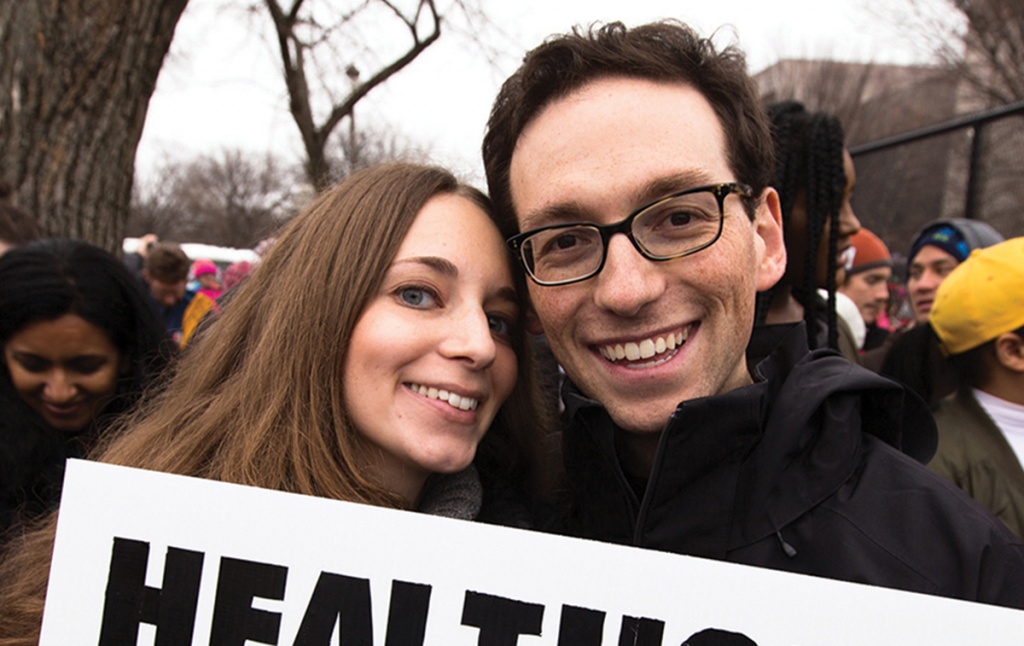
[144,273,187,307]
[839,266,892,325]
[508,77,785,434]
[907,245,958,323]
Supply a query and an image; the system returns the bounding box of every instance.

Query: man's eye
[549,232,582,251]
[667,211,694,227]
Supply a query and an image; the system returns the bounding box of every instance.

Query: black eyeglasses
[507,182,752,286]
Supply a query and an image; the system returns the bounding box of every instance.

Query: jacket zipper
[631,405,680,546]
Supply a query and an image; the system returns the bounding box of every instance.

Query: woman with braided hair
[755,101,861,360]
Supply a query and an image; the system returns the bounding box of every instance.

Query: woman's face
[785,149,861,288]
[343,193,520,506]
[3,313,123,433]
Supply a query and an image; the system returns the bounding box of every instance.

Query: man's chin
[604,401,674,434]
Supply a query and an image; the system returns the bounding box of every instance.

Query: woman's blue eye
[398,287,436,308]
[487,314,513,338]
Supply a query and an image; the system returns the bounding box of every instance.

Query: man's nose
[592,234,667,317]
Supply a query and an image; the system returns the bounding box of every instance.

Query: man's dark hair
[144,243,190,283]
[949,340,996,393]
[482,20,774,235]
[948,324,1024,393]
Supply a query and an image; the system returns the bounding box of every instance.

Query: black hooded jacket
[559,324,1024,608]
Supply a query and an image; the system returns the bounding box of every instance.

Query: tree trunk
[0,0,188,253]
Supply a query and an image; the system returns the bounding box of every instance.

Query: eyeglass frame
[506,182,753,286]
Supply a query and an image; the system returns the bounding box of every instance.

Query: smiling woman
[0,239,172,535]
[0,163,555,643]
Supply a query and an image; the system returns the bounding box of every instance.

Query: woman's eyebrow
[391,256,459,276]
[491,286,520,308]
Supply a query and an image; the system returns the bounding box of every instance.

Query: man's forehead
[911,246,959,267]
[508,76,730,228]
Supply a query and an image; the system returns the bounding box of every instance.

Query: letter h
[98,537,204,646]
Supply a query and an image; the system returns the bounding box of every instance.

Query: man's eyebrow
[519,202,589,231]
[632,170,718,206]
[391,256,458,276]
[519,170,720,231]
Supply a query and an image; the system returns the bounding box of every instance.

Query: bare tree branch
[264,0,446,190]
[892,0,1024,108]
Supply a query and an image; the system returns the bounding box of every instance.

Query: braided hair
[757,101,847,350]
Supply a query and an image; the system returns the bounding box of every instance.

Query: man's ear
[525,305,544,335]
[753,187,787,292]
[994,331,1024,373]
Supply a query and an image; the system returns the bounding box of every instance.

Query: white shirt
[973,388,1024,468]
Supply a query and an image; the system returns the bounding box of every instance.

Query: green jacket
[929,390,1024,538]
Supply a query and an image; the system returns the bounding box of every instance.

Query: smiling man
[483,21,1024,607]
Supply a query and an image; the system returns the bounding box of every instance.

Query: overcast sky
[137,0,943,188]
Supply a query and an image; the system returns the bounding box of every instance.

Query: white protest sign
[41,459,1024,645]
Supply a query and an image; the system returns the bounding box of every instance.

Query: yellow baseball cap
[930,237,1024,355]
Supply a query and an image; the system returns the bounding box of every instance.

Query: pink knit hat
[191,258,218,278]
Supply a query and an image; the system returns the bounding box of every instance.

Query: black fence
[850,99,1024,263]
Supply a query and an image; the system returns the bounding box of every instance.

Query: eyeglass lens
[522,189,724,284]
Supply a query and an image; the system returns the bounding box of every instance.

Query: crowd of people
[1,17,1022,641]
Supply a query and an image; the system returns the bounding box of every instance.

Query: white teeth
[599,328,690,364]
[639,339,655,359]
[625,342,641,361]
[409,383,478,411]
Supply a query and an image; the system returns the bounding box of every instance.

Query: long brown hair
[0,162,552,643]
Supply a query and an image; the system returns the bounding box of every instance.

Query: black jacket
[0,392,70,537]
[559,324,1024,608]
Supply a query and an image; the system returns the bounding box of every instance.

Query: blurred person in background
[0,239,170,535]
[906,219,1003,325]
[755,101,861,363]
[189,258,222,301]
[879,218,1004,406]
[928,237,1024,538]
[121,233,158,282]
[839,227,894,352]
[141,243,214,346]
